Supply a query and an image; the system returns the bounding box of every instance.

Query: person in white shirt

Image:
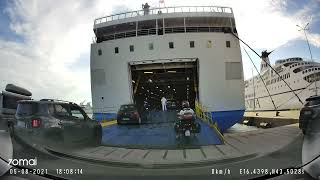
[161,97,167,111]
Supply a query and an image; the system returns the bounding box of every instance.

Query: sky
[0,0,319,104]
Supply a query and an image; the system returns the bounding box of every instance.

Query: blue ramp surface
[101,111,223,148]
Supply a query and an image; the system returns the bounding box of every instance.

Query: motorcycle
[174,111,201,138]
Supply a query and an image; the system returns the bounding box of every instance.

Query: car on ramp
[117,104,142,125]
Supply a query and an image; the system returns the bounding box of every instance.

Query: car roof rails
[40,99,77,104]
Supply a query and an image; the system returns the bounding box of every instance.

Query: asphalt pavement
[3,128,312,180]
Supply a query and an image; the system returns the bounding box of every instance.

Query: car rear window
[16,103,41,116]
[49,104,70,118]
[120,105,136,111]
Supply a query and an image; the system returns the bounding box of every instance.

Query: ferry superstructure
[90,6,245,132]
[245,52,320,111]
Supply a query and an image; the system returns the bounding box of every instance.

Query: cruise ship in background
[245,51,320,111]
[90,6,245,132]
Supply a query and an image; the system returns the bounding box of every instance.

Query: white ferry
[245,51,320,111]
[90,6,245,132]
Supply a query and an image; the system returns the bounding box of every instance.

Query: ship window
[226,41,231,48]
[98,49,102,56]
[207,40,212,48]
[129,45,134,52]
[309,69,311,72]
[190,41,195,48]
[169,42,174,49]
[115,47,119,54]
[149,43,154,50]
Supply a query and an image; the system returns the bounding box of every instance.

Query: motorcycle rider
[178,101,195,121]
[175,100,197,139]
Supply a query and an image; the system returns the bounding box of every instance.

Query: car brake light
[31,119,41,128]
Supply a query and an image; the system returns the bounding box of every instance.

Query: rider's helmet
[182,101,190,109]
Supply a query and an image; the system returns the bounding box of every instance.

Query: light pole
[252,68,255,110]
[297,23,317,95]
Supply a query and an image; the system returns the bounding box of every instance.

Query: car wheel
[302,129,306,135]
[8,123,14,136]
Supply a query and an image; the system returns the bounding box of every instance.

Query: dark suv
[299,95,320,135]
[13,99,102,146]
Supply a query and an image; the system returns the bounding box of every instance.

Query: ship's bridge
[93,6,236,43]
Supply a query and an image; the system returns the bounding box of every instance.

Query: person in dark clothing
[142,3,150,15]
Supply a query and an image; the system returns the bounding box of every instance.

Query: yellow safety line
[210,123,225,143]
[195,100,225,143]
[100,120,117,127]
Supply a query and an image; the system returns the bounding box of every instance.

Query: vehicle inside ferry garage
[130,59,199,111]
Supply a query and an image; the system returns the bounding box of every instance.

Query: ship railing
[95,6,233,25]
[195,100,225,142]
[94,26,228,43]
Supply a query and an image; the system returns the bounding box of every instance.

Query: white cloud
[1,0,319,101]
[308,33,320,48]
[1,0,104,103]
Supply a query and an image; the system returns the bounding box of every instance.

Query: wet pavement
[101,111,222,148]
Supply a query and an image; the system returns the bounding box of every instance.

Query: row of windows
[97,40,231,55]
[304,72,320,83]
[289,62,312,68]
[277,57,302,64]
[265,73,290,85]
[245,73,290,87]
[245,80,299,98]
[96,26,236,43]
[302,67,320,74]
